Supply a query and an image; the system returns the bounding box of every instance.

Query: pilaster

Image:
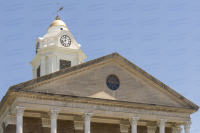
[147,126,157,133]
[48,54,57,74]
[4,115,16,127]
[74,121,84,130]
[32,68,36,79]
[40,56,46,76]
[120,124,130,133]
[42,118,51,128]
[172,127,182,133]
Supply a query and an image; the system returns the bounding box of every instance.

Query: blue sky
[0,0,200,131]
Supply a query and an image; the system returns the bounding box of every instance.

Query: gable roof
[0,52,199,111]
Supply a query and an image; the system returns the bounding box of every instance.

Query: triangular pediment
[23,57,194,109]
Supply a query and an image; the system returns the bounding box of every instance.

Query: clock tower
[30,16,87,78]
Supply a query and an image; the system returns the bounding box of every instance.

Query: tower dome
[47,16,69,32]
[49,20,68,29]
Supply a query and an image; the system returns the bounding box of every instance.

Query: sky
[0,0,200,132]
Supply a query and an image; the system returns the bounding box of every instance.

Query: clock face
[60,35,71,47]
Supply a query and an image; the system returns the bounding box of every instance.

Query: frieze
[16,94,192,116]
[63,102,157,115]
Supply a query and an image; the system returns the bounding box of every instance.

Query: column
[158,119,167,133]
[147,126,157,133]
[172,127,182,133]
[83,113,93,133]
[129,117,139,133]
[184,121,192,133]
[15,107,25,133]
[50,110,59,133]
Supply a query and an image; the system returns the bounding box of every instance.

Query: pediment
[27,60,191,108]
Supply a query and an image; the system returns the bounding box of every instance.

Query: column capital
[120,124,130,133]
[15,106,25,117]
[184,121,192,130]
[49,110,59,119]
[74,121,84,130]
[42,118,51,127]
[158,119,167,128]
[147,126,157,133]
[129,117,139,125]
[83,113,93,122]
[172,127,182,133]
[4,115,16,127]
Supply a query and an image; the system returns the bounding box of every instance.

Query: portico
[0,87,195,133]
[0,108,192,133]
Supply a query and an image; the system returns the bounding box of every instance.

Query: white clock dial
[60,35,71,47]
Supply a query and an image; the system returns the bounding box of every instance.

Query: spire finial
[53,2,63,20]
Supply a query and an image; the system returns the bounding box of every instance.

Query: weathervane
[53,2,63,20]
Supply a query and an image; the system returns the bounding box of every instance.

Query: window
[37,66,40,78]
[36,42,40,54]
[60,60,71,70]
[106,75,120,90]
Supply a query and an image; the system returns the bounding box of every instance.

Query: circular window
[106,75,120,90]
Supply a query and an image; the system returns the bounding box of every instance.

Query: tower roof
[48,19,69,30]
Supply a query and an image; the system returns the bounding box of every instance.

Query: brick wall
[156,127,172,133]
[23,117,43,133]
[3,125,15,133]
[3,117,172,133]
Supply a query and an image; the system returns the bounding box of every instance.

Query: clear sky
[0,0,200,131]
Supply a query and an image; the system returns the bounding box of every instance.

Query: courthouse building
[0,16,199,133]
